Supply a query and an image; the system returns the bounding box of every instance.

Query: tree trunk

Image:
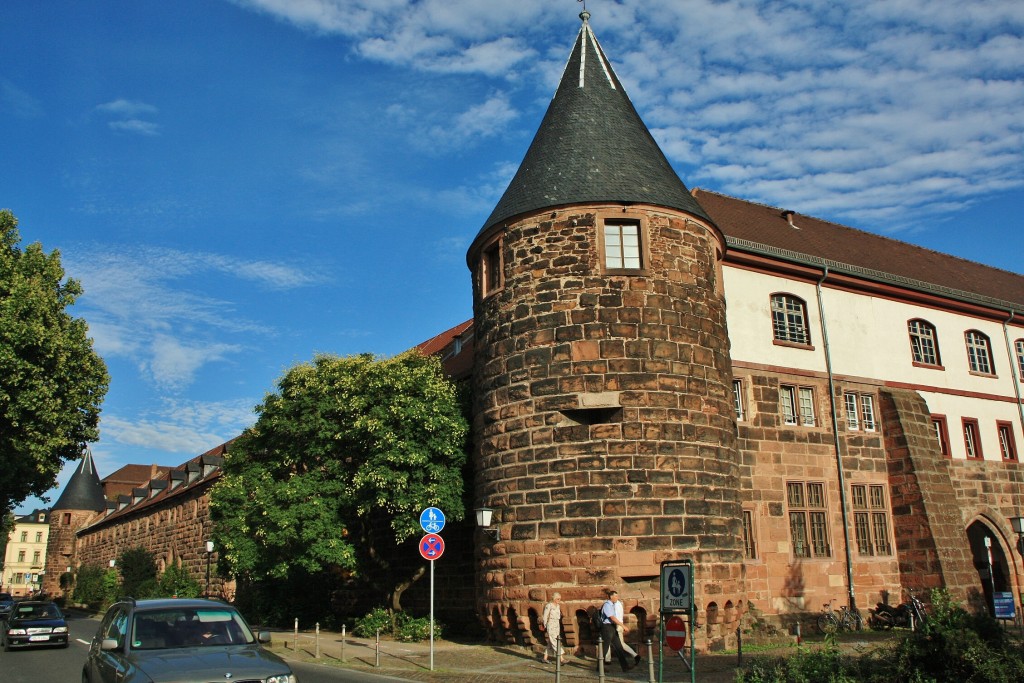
[389,564,426,613]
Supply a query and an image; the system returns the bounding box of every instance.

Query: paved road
[0,611,401,683]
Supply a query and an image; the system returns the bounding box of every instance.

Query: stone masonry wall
[470,204,744,651]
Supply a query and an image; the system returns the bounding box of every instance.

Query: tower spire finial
[578,0,589,24]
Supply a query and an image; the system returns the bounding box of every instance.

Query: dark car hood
[7,616,66,628]
[134,645,291,682]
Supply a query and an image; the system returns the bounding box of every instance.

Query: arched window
[770,294,810,345]
[907,319,941,367]
[964,330,994,375]
[1015,339,1024,377]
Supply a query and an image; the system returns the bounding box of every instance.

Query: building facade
[3,509,50,596]
[42,11,1024,653]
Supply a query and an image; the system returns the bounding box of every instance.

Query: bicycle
[816,599,862,634]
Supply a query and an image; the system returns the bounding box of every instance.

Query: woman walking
[540,592,567,665]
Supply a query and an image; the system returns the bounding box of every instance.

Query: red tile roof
[694,189,1024,310]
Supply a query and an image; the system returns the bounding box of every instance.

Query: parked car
[83,598,296,683]
[0,592,14,620]
[2,600,69,650]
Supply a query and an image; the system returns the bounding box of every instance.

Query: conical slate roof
[51,451,106,512]
[478,11,710,238]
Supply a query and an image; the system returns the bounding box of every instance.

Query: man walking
[600,590,634,672]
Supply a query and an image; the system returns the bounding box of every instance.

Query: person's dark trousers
[600,622,631,671]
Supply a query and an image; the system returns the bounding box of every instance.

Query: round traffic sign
[419,507,446,534]
[665,615,687,650]
[419,533,445,561]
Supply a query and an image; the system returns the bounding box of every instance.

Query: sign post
[419,508,446,671]
[659,559,695,683]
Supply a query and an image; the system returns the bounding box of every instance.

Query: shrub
[354,607,443,643]
[156,563,202,598]
[118,547,157,599]
[71,563,109,608]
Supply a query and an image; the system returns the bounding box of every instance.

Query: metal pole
[375,628,380,667]
[205,551,211,598]
[341,623,346,663]
[737,626,742,666]
[315,622,320,659]
[429,558,435,671]
[646,637,654,683]
[597,633,605,683]
[293,618,298,651]
[554,635,562,683]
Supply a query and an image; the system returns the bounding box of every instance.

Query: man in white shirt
[600,590,637,671]
[604,592,640,666]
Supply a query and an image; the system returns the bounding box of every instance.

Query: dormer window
[603,220,642,270]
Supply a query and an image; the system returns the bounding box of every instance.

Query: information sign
[661,563,691,612]
[993,591,1016,619]
[420,507,446,534]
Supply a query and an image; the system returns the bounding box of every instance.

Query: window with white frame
[771,294,811,345]
[851,484,892,556]
[604,221,642,269]
[732,379,745,421]
[963,418,982,459]
[965,330,994,375]
[781,385,816,426]
[908,319,941,366]
[32,551,40,564]
[787,481,831,558]
[998,422,1018,461]
[843,392,876,431]
[1016,339,1024,378]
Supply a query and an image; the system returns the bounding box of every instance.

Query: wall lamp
[475,507,500,541]
[1010,517,1024,555]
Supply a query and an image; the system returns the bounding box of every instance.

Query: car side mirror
[257,631,272,644]
[101,638,121,651]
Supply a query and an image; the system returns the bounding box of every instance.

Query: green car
[83,598,296,683]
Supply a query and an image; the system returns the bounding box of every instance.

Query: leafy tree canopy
[0,210,109,514]
[211,351,468,609]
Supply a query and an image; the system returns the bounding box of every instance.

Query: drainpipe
[815,266,857,612]
[1001,311,1024,449]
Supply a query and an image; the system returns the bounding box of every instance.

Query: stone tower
[465,12,745,649]
[42,451,107,597]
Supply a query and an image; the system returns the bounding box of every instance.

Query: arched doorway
[966,520,1012,616]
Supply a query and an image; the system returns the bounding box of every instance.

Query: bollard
[736,626,742,667]
[315,622,320,659]
[596,634,605,683]
[554,635,561,683]
[375,628,380,668]
[341,623,346,663]
[795,620,801,645]
[646,637,654,683]
[293,618,298,652]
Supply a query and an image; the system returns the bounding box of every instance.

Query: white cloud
[225,0,1024,233]
[108,119,161,136]
[100,397,256,454]
[95,98,161,136]
[65,245,325,389]
[95,99,159,116]
[0,78,43,118]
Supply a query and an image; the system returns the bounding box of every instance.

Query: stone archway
[966,519,1012,616]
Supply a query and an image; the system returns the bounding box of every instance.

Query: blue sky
[4,0,1022,513]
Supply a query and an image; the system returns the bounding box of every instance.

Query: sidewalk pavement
[267,628,747,683]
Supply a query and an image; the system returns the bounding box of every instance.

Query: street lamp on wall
[475,507,500,541]
[1010,517,1024,555]
[204,540,214,598]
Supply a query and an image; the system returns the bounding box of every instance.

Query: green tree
[211,351,468,611]
[118,547,158,599]
[0,210,109,514]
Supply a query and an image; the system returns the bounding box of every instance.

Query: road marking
[76,638,91,645]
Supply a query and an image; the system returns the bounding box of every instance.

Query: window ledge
[968,370,998,379]
[773,340,815,351]
[603,267,649,276]
[912,361,944,370]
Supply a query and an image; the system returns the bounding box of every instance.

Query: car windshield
[131,608,255,650]
[13,603,62,619]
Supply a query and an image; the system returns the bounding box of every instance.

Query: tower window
[480,238,503,298]
[604,221,642,270]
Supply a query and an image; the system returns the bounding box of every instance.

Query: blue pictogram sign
[420,507,446,534]
[419,534,445,561]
